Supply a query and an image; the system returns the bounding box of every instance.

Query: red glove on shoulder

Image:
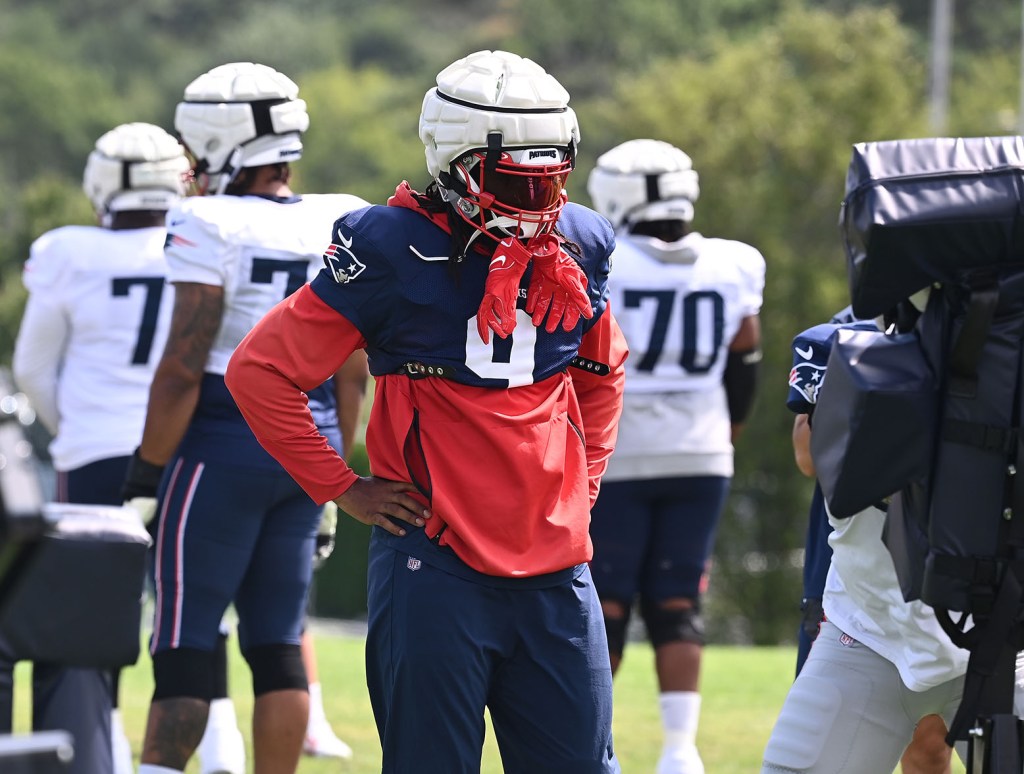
[476,237,533,344]
[525,235,594,334]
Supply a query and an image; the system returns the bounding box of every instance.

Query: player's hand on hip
[334,477,431,536]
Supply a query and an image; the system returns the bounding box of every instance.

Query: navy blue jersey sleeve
[787,319,877,413]
[312,207,400,338]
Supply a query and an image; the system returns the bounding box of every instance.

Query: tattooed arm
[138,282,224,466]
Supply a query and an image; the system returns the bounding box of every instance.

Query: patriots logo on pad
[323,241,365,284]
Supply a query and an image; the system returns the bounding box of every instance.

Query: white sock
[660,691,701,748]
[308,682,327,727]
[206,697,239,731]
[110,708,133,774]
[138,766,183,774]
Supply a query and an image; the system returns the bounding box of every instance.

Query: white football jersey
[13,225,173,471]
[603,231,765,480]
[823,504,969,691]
[163,193,368,375]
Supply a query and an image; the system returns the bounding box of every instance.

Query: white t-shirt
[13,225,173,470]
[603,231,765,480]
[164,192,368,375]
[823,504,970,692]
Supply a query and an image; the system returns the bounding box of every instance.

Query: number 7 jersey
[604,231,765,480]
[15,225,173,471]
[164,192,369,376]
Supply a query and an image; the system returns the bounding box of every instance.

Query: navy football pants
[366,528,621,773]
[589,475,730,605]
[150,455,320,658]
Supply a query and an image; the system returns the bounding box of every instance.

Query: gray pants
[0,643,113,774]
[761,622,964,773]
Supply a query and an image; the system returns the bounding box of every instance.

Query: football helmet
[174,62,309,194]
[82,122,190,217]
[587,139,700,230]
[419,50,580,244]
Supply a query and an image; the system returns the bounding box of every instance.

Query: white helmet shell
[82,122,190,216]
[587,139,700,229]
[419,50,580,180]
[174,62,309,191]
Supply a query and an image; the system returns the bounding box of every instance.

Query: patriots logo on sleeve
[786,323,839,412]
[786,319,877,413]
[788,357,827,408]
[323,240,366,284]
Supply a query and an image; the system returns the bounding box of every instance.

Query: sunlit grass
[11,627,963,773]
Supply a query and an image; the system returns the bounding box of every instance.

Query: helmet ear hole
[587,139,700,230]
[82,122,190,216]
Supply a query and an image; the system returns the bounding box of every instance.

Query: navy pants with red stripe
[150,454,320,661]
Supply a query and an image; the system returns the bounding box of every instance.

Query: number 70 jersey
[164,192,369,375]
[608,231,765,393]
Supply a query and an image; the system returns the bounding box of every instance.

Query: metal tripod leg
[969,714,1023,774]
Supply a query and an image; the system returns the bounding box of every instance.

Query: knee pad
[152,648,216,701]
[603,611,630,661]
[641,599,706,647]
[244,643,307,696]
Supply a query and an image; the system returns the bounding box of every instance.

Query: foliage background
[2,0,1021,644]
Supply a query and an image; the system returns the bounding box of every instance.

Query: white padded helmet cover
[419,50,580,179]
[588,138,700,228]
[82,122,189,215]
[174,61,309,175]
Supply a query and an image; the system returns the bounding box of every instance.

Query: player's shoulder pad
[26,225,107,288]
[791,322,843,370]
[297,193,371,219]
[165,196,230,239]
[829,305,865,325]
[323,204,451,285]
[792,319,878,367]
[556,202,615,266]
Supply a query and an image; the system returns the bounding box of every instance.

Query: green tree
[0,177,94,360]
[579,4,928,643]
[297,65,427,202]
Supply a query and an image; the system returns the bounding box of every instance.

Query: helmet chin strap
[212,147,245,195]
[438,177,542,242]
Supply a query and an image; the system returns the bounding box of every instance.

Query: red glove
[477,237,533,344]
[525,235,594,334]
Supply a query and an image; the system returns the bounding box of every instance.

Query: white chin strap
[485,212,540,239]
[460,211,541,256]
[212,147,245,195]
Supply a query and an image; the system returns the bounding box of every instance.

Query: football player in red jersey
[226,50,628,772]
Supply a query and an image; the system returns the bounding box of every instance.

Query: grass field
[11,623,966,773]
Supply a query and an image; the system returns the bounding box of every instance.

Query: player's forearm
[792,413,815,477]
[573,309,629,504]
[10,363,59,436]
[226,285,365,502]
[138,368,202,466]
[228,347,358,504]
[13,304,68,435]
